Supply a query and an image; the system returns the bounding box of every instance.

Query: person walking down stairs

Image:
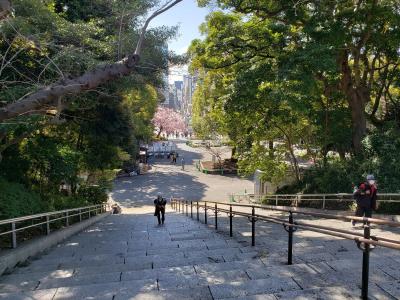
[154,195,167,225]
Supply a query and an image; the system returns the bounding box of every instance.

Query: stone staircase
[0,206,399,299]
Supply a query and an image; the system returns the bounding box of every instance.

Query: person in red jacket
[352,174,378,226]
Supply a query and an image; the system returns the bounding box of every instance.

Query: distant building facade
[181,74,197,133]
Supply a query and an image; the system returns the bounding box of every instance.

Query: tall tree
[196,0,400,154]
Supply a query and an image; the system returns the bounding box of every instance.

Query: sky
[149,0,211,83]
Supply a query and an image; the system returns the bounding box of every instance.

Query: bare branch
[135,0,183,55]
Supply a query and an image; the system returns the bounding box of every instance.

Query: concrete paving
[1,203,399,299]
[110,140,254,205]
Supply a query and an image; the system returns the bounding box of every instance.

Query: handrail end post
[361,223,371,300]
[251,206,255,246]
[229,205,233,237]
[288,212,294,265]
[11,222,17,249]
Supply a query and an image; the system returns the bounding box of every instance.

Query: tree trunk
[348,92,367,153]
[339,51,368,154]
[231,146,236,159]
[156,126,163,138]
[268,140,274,157]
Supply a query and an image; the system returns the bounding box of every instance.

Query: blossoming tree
[152,106,186,137]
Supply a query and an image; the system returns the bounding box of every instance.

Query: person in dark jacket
[154,195,167,225]
[352,174,378,226]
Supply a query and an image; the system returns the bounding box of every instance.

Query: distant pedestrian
[352,174,378,226]
[154,195,167,225]
[173,153,177,164]
[181,157,185,170]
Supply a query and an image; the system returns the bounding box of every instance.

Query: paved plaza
[110,141,254,206]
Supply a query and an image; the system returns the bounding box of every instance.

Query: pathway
[1,141,399,299]
[110,140,254,206]
[1,203,400,299]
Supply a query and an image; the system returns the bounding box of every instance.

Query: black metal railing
[171,199,400,300]
[0,204,109,250]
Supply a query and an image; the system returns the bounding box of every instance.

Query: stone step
[113,286,213,300]
[208,277,301,299]
[2,208,399,300]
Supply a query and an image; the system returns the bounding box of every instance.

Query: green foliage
[0,0,178,218]
[279,125,400,196]
[77,185,108,205]
[238,144,288,185]
[0,178,46,219]
[190,0,400,198]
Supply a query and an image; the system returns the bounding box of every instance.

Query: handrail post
[186,201,188,216]
[275,195,278,206]
[88,208,91,218]
[229,205,233,237]
[191,201,193,218]
[288,212,294,265]
[322,195,326,209]
[46,215,50,235]
[251,206,255,246]
[204,201,207,224]
[215,203,218,230]
[66,211,69,226]
[79,209,82,222]
[361,223,371,300]
[178,200,180,212]
[197,201,199,221]
[11,222,17,249]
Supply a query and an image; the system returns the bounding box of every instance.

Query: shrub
[78,185,108,205]
[0,178,46,219]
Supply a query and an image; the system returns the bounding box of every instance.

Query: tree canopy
[190,0,400,192]
[0,0,182,218]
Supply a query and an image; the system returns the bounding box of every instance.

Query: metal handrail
[0,204,109,249]
[0,204,103,225]
[230,193,400,207]
[194,200,400,226]
[171,198,400,300]
[232,193,400,197]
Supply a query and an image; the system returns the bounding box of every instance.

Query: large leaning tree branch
[0,0,183,123]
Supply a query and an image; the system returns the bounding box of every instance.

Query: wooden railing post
[66,211,69,226]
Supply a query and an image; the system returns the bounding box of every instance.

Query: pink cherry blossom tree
[152,106,187,137]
